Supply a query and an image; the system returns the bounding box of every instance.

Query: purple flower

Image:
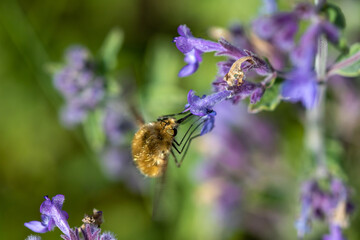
[253,12,299,51]
[296,179,353,238]
[323,225,346,240]
[185,89,232,116]
[213,79,265,104]
[54,46,105,127]
[174,25,226,77]
[184,90,232,135]
[291,20,339,69]
[216,182,242,228]
[281,69,318,108]
[62,224,117,240]
[65,46,90,70]
[253,3,315,52]
[25,195,70,237]
[103,103,134,146]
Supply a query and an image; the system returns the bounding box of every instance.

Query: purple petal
[250,85,265,103]
[323,225,346,240]
[178,49,202,77]
[216,39,246,58]
[51,194,65,209]
[65,46,90,70]
[200,113,216,136]
[253,12,299,51]
[281,69,318,108]
[25,221,48,233]
[177,24,193,37]
[100,232,117,240]
[252,17,276,40]
[322,21,339,43]
[187,90,232,116]
[291,21,339,69]
[226,80,264,104]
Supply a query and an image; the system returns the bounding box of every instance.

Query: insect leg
[178,119,205,153]
[170,149,181,167]
[157,111,189,121]
[178,134,201,166]
[173,116,203,147]
[172,143,181,154]
[172,119,206,167]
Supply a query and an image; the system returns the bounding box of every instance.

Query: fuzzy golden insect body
[132,118,178,178]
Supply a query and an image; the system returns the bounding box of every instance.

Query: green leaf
[248,82,282,113]
[98,28,124,72]
[331,43,360,77]
[83,109,105,151]
[322,3,346,29]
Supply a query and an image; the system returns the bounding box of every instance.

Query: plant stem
[305,26,328,178]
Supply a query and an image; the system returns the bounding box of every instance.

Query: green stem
[305,23,328,177]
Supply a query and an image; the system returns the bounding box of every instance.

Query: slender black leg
[178,134,201,166]
[172,143,181,154]
[179,120,205,153]
[171,120,205,167]
[173,116,203,147]
[157,111,188,121]
[170,149,180,167]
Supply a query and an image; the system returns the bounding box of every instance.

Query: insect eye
[166,128,177,136]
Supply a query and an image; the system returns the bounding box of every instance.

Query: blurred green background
[1,0,360,239]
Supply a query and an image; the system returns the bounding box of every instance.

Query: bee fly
[131,111,207,178]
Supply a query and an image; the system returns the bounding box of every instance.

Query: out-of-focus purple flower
[216,182,242,228]
[65,46,90,70]
[323,224,346,240]
[253,12,299,51]
[54,46,105,127]
[25,195,70,237]
[259,0,278,15]
[281,69,318,108]
[296,178,353,238]
[103,103,134,146]
[291,20,339,69]
[253,3,315,52]
[174,25,226,77]
[281,20,339,109]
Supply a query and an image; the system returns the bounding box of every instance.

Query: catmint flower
[253,3,314,52]
[323,224,346,240]
[185,89,232,116]
[174,25,226,77]
[183,90,232,135]
[295,178,353,239]
[103,103,134,146]
[281,69,318,108]
[213,79,265,104]
[291,20,339,69]
[282,20,339,108]
[25,195,70,237]
[54,46,105,126]
[63,225,117,240]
